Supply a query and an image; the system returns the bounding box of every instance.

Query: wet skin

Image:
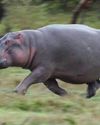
[0,24,100,98]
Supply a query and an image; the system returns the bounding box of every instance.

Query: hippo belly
[47,35,100,83]
[52,51,100,83]
[53,65,100,84]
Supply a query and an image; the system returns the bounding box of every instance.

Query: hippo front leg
[44,78,67,96]
[15,66,51,95]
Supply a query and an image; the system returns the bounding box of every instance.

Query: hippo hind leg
[95,79,100,90]
[86,80,100,98]
[44,78,67,96]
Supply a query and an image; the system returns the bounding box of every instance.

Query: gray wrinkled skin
[0,24,100,98]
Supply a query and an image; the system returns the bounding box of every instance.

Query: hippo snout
[0,59,7,68]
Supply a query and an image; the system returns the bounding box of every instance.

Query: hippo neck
[23,33,36,70]
[23,45,36,69]
[97,30,100,39]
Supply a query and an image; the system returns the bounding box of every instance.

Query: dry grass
[0,68,100,125]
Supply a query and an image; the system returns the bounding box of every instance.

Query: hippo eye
[5,40,10,45]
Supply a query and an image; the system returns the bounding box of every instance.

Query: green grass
[0,68,100,125]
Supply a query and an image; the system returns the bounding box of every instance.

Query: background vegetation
[0,0,100,125]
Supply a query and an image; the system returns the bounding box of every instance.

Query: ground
[0,68,100,125]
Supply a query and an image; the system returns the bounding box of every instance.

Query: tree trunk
[70,0,93,24]
[0,2,5,22]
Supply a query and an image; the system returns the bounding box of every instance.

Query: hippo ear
[15,33,24,44]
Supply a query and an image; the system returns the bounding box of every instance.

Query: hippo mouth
[0,59,9,69]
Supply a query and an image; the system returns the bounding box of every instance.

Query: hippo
[0,24,100,98]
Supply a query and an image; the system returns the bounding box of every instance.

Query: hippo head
[0,32,29,69]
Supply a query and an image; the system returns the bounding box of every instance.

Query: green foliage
[0,23,6,35]
[0,0,99,35]
[44,0,78,13]
[2,0,32,5]
[0,4,99,35]
[1,0,99,14]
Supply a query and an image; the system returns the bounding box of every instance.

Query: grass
[0,4,100,125]
[0,68,100,125]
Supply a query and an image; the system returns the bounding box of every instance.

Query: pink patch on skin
[15,33,24,44]
[15,51,27,65]
[23,47,36,68]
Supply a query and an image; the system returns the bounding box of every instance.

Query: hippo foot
[14,88,27,95]
[86,82,96,98]
[44,78,67,96]
[86,92,95,98]
[54,89,67,96]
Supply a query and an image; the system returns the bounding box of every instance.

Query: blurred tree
[70,0,93,24]
[2,0,32,5]
[0,0,5,22]
[30,0,79,12]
